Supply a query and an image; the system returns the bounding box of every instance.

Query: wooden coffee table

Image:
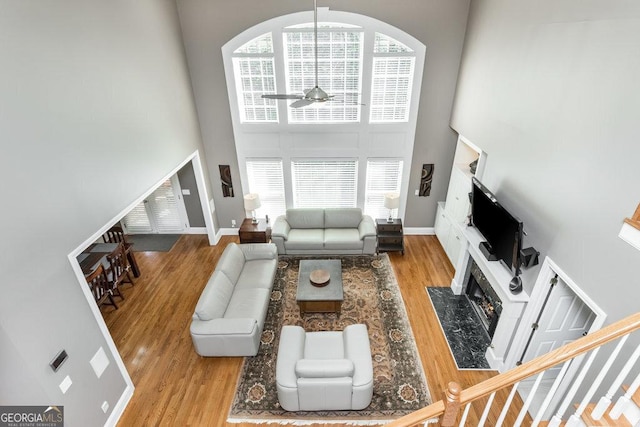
[297,260,343,316]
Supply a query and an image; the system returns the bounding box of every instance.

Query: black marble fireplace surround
[427,286,492,370]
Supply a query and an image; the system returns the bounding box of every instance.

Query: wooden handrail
[624,203,640,231]
[386,312,640,427]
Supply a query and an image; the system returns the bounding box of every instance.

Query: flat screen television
[471,177,524,274]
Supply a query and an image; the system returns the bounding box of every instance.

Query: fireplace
[465,260,502,338]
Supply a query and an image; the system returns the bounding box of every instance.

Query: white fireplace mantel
[451,225,529,372]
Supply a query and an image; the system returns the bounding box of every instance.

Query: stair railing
[386,312,640,427]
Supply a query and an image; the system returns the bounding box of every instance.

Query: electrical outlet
[231,219,236,227]
[414,189,419,196]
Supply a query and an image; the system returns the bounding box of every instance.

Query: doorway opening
[67,150,217,425]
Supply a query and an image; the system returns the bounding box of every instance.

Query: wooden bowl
[309,269,330,287]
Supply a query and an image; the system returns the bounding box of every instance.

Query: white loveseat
[190,242,277,357]
[271,208,376,255]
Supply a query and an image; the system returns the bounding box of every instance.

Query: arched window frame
[222,8,426,219]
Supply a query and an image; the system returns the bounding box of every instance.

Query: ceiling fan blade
[290,99,314,108]
[262,94,304,100]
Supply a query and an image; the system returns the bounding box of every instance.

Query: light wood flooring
[104,235,525,426]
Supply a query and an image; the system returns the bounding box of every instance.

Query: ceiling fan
[261,0,334,108]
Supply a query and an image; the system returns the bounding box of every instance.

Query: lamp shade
[383,193,400,210]
[243,193,261,211]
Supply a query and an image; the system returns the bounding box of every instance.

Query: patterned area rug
[227,254,431,424]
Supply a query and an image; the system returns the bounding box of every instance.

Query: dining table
[78,243,119,275]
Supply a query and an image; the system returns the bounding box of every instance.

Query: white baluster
[574,336,628,419]
[496,382,520,427]
[593,343,640,419]
[478,392,495,427]
[515,371,545,426]
[458,402,471,427]
[610,370,640,419]
[551,347,600,424]
[532,361,572,426]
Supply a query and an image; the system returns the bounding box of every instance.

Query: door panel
[524,278,595,379]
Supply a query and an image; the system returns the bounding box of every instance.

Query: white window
[364,159,403,219]
[370,33,415,123]
[246,159,286,219]
[291,160,357,208]
[232,33,279,123]
[284,25,363,123]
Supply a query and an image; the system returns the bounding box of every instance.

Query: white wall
[451,0,640,320]
[0,1,205,424]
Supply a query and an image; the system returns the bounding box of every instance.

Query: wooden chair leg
[108,293,119,309]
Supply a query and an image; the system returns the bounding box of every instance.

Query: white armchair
[276,324,374,411]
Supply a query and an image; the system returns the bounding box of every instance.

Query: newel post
[441,381,462,426]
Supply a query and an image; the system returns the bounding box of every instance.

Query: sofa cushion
[295,359,354,378]
[324,208,363,228]
[286,208,325,229]
[285,229,325,250]
[216,243,245,283]
[304,331,344,359]
[235,259,278,291]
[324,229,363,250]
[224,288,270,323]
[194,271,235,321]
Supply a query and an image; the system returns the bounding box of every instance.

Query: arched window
[222,8,425,219]
[228,15,419,124]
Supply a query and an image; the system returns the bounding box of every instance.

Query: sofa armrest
[295,359,355,378]
[276,325,307,388]
[272,215,290,240]
[358,215,376,239]
[190,318,258,336]
[239,243,278,260]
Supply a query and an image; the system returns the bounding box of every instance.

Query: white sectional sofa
[190,242,277,357]
[271,208,376,255]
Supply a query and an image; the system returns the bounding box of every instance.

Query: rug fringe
[227,417,396,425]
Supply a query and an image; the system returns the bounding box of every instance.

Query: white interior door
[523,277,595,378]
[123,176,188,234]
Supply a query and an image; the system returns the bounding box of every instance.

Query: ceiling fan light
[304,86,329,102]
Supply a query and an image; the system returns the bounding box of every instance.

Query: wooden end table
[239,218,272,243]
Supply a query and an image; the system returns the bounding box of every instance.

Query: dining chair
[106,242,135,290]
[103,225,140,277]
[85,264,121,309]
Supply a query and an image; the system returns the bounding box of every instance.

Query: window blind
[148,180,183,232]
[291,160,357,208]
[284,28,362,123]
[246,159,287,219]
[123,202,152,233]
[369,57,415,123]
[232,33,278,123]
[364,159,403,219]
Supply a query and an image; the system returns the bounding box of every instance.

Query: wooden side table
[239,218,272,243]
[376,218,404,255]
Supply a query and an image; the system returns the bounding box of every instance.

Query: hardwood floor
[104,235,524,426]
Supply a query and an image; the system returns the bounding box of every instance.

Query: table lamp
[243,193,261,224]
[384,193,400,223]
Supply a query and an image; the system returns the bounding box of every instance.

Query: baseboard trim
[219,227,240,236]
[106,384,133,427]
[404,227,435,235]
[186,227,207,235]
